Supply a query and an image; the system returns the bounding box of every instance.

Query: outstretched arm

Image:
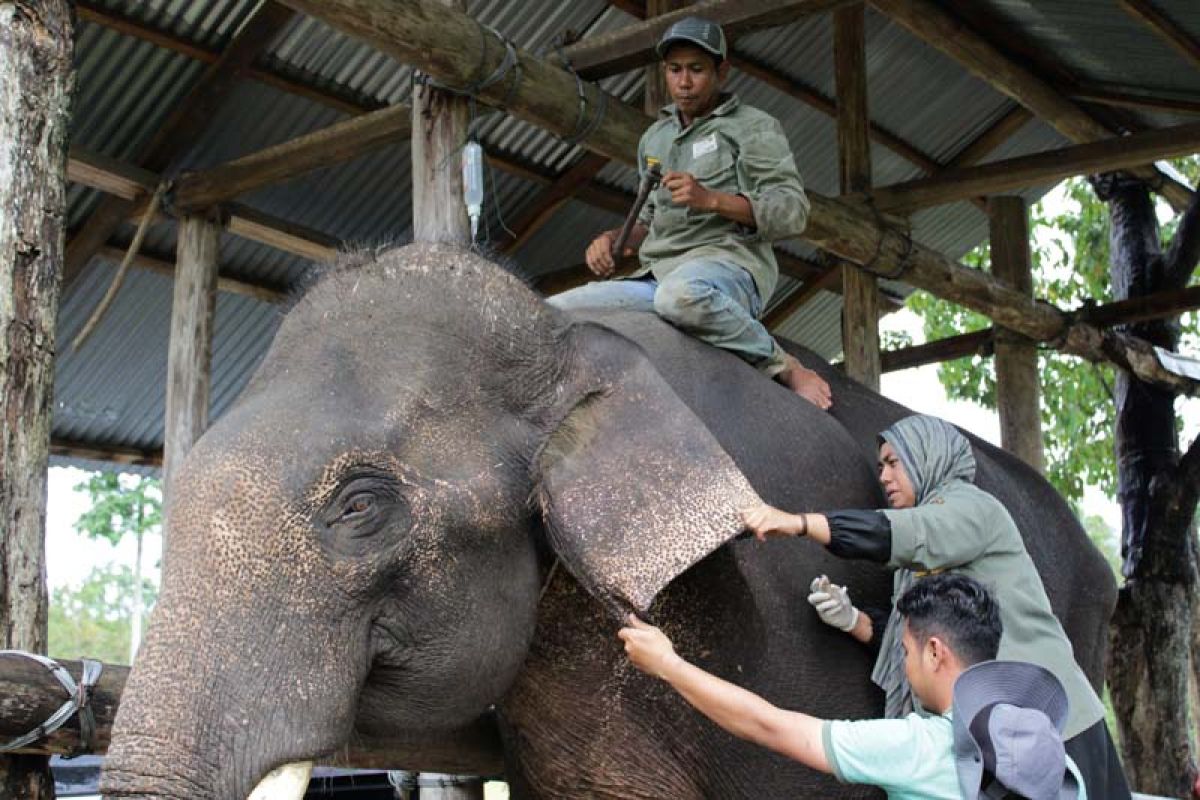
[618,615,831,772]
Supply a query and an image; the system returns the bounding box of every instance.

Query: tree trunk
[1095,172,1200,796]
[0,1,74,796]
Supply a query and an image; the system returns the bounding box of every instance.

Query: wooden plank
[835,4,880,389]
[50,439,163,468]
[96,246,287,305]
[163,214,220,517]
[869,120,1200,212]
[869,0,1193,212]
[64,2,298,286]
[174,104,411,211]
[563,0,858,80]
[881,329,993,373]
[502,153,612,253]
[990,196,1044,473]
[1118,0,1200,73]
[225,203,340,263]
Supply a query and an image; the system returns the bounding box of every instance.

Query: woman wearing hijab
[740,414,1130,799]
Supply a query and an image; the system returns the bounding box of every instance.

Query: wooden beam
[990,196,1044,473]
[96,246,287,304]
[162,213,220,517]
[174,104,411,212]
[50,439,163,468]
[275,0,1196,393]
[0,655,505,774]
[881,328,993,372]
[835,4,880,389]
[1069,85,1200,117]
[1118,0,1200,73]
[869,0,1193,212]
[77,0,376,116]
[765,266,840,329]
[562,0,859,80]
[949,105,1033,168]
[869,121,1200,212]
[64,2,298,286]
[502,153,612,253]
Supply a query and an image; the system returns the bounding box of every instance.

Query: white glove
[808,575,860,632]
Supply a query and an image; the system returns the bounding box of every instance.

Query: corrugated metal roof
[52,0,1195,468]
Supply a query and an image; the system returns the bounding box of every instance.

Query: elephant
[100,243,1116,799]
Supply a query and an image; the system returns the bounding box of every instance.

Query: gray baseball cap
[952,661,1080,799]
[655,16,727,62]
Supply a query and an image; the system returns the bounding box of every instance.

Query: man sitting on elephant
[740,414,1131,798]
[548,16,832,410]
[621,573,1087,799]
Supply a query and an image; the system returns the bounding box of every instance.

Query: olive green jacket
[634,93,810,303]
[878,416,1107,739]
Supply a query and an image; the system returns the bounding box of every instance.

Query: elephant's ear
[535,321,762,614]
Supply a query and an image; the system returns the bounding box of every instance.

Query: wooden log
[990,197,1044,473]
[765,266,840,330]
[163,213,220,527]
[869,0,1193,212]
[869,121,1200,212]
[949,106,1033,168]
[502,153,611,254]
[275,0,647,163]
[96,246,287,305]
[1068,85,1200,117]
[0,2,73,794]
[1117,0,1200,73]
[1,656,506,774]
[563,0,859,80]
[881,329,994,373]
[63,2,297,287]
[835,4,880,390]
[174,104,412,212]
[49,439,163,468]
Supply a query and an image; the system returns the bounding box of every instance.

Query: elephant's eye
[343,492,376,518]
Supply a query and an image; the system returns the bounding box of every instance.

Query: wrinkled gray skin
[102,244,1115,799]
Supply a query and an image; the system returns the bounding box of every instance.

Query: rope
[555,38,609,147]
[424,24,523,112]
[860,200,915,280]
[71,180,170,353]
[0,651,103,756]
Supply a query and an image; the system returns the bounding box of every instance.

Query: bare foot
[778,355,832,410]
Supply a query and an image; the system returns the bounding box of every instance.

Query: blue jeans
[548,259,787,375]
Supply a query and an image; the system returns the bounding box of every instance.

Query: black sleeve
[824,509,892,563]
[862,606,890,652]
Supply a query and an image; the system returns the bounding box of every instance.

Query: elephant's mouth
[248,761,314,800]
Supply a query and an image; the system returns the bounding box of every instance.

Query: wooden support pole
[869,120,1200,213]
[990,197,1044,473]
[163,213,220,526]
[835,4,879,389]
[0,2,73,796]
[412,0,471,245]
[643,0,689,113]
[869,0,1193,212]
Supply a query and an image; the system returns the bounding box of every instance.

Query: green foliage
[906,159,1200,504]
[48,564,158,664]
[1080,513,1121,580]
[73,472,162,546]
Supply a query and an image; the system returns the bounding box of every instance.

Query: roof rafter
[1118,0,1200,74]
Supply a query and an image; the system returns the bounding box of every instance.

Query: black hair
[896,573,1002,667]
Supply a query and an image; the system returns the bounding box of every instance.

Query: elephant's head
[101,243,760,799]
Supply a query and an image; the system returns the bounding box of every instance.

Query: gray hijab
[871,415,976,718]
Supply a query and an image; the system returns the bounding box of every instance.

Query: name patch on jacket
[692,134,718,159]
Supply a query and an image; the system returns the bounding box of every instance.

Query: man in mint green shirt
[550,16,831,410]
[620,573,1085,799]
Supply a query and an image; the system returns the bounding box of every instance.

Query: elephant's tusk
[247,761,313,800]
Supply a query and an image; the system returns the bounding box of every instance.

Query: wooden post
[835,4,880,389]
[163,213,220,525]
[990,196,1044,473]
[0,2,73,796]
[411,0,470,244]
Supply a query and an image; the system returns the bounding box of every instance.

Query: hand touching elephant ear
[535,321,762,615]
